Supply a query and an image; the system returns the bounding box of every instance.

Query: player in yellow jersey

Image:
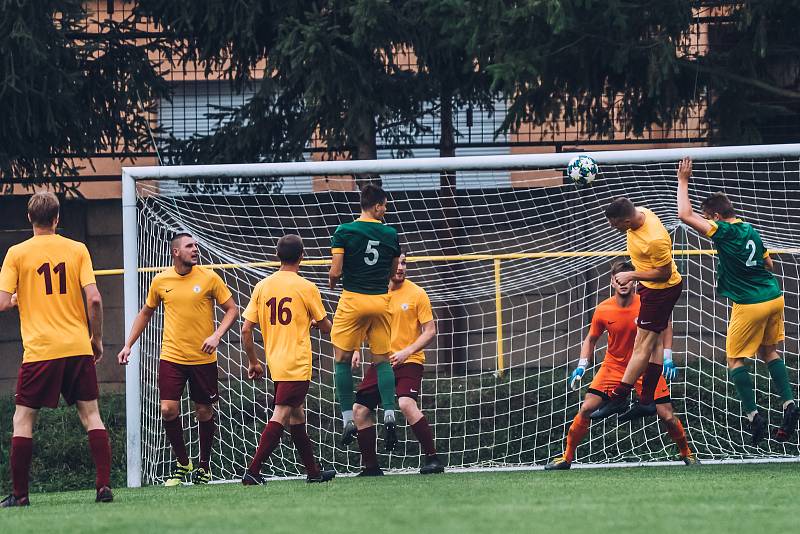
[351,253,443,475]
[592,198,683,422]
[0,193,112,507]
[241,234,335,484]
[117,233,238,486]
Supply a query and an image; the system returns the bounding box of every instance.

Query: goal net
[122,144,800,486]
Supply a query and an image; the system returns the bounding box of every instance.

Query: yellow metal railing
[95,248,800,378]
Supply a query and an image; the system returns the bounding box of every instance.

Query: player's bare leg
[160,399,192,486]
[2,406,38,507]
[76,400,114,501]
[398,397,443,474]
[656,403,698,465]
[546,393,602,470]
[371,352,398,451]
[353,403,383,476]
[334,346,358,446]
[591,328,661,420]
[192,402,215,484]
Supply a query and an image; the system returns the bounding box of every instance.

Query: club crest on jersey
[193,285,202,293]
[401,303,410,311]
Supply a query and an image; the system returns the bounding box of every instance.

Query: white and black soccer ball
[566,155,599,186]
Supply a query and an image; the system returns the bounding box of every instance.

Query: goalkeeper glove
[662,349,678,381]
[569,359,589,391]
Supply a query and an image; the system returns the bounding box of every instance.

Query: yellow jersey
[626,208,682,289]
[389,280,434,365]
[0,234,95,363]
[145,266,233,365]
[243,270,327,381]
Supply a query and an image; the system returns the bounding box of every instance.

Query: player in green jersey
[329,184,402,450]
[677,157,797,444]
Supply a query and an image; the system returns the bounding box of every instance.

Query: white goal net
[122,145,800,486]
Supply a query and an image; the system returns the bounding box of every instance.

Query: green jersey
[707,219,781,304]
[331,218,401,295]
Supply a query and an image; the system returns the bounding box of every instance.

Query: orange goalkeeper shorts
[587,360,671,403]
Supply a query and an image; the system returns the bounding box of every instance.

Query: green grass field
[1,464,797,533]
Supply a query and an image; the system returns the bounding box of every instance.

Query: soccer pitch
[2,464,796,534]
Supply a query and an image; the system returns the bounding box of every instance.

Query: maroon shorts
[273,381,310,408]
[355,363,424,411]
[637,280,683,333]
[15,355,99,409]
[158,360,219,405]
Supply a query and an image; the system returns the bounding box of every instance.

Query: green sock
[375,361,397,412]
[767,358,795,404]
[334,361,355,418]
[729,366,758,415]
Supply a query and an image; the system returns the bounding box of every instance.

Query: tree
[0,1,170,192]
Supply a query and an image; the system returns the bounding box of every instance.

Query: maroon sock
[640,363,663,404]
[10,436,33,498]
[198,417,215,470]
[162,417,190,465]
[610,382,634,399]
[248,421,284,475]
[357,425,378,469]
[289,424,320,478]
[410,416,437,456]
[88,429,112,489]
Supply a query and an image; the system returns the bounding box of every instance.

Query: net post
[122,168,142,488]
[494,259,504,377]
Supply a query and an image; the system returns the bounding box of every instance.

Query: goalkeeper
[546,261,698,470]
[329,183,402,449]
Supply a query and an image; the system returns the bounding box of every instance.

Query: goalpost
[122,143,800,487]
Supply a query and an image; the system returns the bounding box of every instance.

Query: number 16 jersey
[331,218,401,295]
[0,234,96,362]
[243,270,327,381]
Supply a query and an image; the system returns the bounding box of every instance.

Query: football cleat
[618,401,657,423]
[242,471,266,486]
[419,455,445,475]
[544,457,572,471]
[0,494,29,508]
[95,486,114,503]
[749,412,768,446]
[775,402,799,442]
[384,419,398,452]
[340,420,358,448]
[356,466,384,477]
[192,467,211,485]
[163,460,193,487]
[307,468,337,483]
[589,395,629,420]
[681,454,701,467]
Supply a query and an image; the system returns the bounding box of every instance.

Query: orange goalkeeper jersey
[588,295,640,366]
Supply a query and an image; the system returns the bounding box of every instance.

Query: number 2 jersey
[331,217,401,295]
[706,219,781,304]
[243,270,327,381]
[0,234,96,362]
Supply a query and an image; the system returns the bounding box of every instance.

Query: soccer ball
[567,155,599,186]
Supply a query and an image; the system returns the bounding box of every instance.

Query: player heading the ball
[329,183,402,451]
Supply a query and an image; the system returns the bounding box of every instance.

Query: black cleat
[95,486,114,503]
[307,468,336,483]
[749,412,768,446]
[0,494,29,508]
[384,421,398,452]
[544,457,572,471]
[242,471,266,486]
[340,420,358,448]
[419,455,445,475]
[356,466,384,477]
[681,454,701,466]
[775,402,799,442]
[618,401,657,423]
[589,395,629,420]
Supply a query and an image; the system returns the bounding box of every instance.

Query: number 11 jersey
[331,217,401,295]
[243,271,327,381]
[0,234,95,362]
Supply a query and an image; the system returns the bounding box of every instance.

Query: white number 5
[364,240,380,266]
[745,239,757,267]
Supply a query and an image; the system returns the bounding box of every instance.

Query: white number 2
[745,240,757,267]
[364,240,380,266]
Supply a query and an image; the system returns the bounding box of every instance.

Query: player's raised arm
[118,304,156,365]
[676,157,713,236]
